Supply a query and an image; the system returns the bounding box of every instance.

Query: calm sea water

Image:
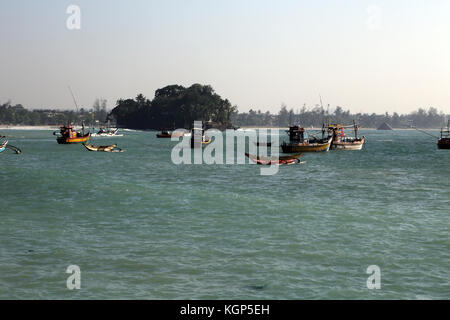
[0,129,449,299]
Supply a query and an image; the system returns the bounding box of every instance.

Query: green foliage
[0,99,110,126]
[110,84,237,129]
[233,104,448,129]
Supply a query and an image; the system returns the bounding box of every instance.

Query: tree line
[0,99,109,127]
[233,104,449,129]
[1,86,448,129]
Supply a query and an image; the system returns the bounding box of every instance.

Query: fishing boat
[245,152,304,165]
[156,128,190,138]
[437,120,450,149]
[328,121,365,150]
[91,127,122,137]
[54,123,90,144]
[83,143,123,152]
[190,126,211,148]
[281,125,332,153]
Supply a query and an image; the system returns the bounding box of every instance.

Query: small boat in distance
[83,143,123,152]
[91,128,123,137]
[438,120,450,149]
[156,129,189,138]
[245,152,304,165]
[54,123,90,144]
[281,125,332,153]
[328,121,365,150]
[190,125,211,148]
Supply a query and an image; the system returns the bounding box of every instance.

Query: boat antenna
[68,86,79,113]
[412,126,440,139]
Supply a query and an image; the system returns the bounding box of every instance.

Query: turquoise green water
[0,129,449,299]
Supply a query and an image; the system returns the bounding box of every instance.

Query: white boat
[91,128,123,137]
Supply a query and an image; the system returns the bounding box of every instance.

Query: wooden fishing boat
[437,120,450,149]
[245,152,303,165]
[328,121,365,150]
[281,125,332,153]
[83,143,123,152]
[0,140,21,154]
[54,124,90,144]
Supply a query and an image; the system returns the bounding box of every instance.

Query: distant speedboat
[91,128,122,137]
[437,120,450,149]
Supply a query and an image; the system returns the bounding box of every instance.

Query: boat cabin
[287,125,306,142]
[60,125,80,138]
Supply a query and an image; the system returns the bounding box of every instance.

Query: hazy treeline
[233,105,448,128]
[1,89,448,129]
[0,99,109,126]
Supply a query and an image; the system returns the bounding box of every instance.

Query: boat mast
[68,86,79,126]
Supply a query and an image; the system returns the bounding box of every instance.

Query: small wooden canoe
[245,152,303,165]
[83,143,123,152]
[0,141,21,154]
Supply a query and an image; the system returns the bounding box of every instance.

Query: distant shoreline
[0,125,59,130]
[0,125,443,131]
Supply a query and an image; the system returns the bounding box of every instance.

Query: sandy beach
[0,125,59,130]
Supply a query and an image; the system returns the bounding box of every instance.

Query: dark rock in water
[377,122,393,130]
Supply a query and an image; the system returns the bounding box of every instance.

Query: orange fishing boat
[54,124,90,144]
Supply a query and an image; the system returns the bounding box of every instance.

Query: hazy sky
[1,0,450,114]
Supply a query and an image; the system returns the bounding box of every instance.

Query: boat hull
[57,133,91,144]
[83,143,122,152]
[437,138,450,149]
[281,137,332,153]
[331,137,365,150]
[245,152,303,165]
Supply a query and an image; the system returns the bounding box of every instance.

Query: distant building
[377,122,393,130]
